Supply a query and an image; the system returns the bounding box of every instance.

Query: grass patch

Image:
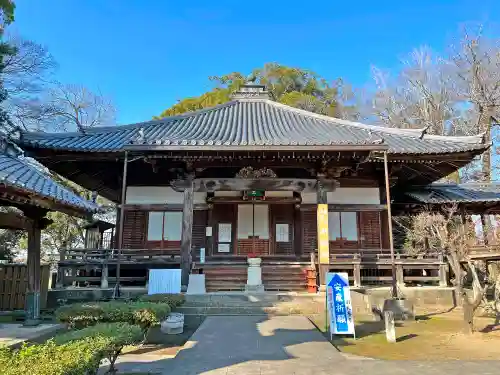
[310,311,500,360]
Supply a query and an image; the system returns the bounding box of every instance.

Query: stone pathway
[0,323,63,348]
[112,316,500,375]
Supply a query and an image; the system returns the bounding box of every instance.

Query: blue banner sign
[326,272,355,337]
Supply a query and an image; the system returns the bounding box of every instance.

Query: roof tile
[406,183,500,204]
[0,151,100,214]
[20,99,487,155]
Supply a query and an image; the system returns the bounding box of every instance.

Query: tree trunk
[479,105,492,181]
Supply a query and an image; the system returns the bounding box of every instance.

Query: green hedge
[55,322,143,373]
[138,293,185,307]
[55,301,171,332]
[1,337,109,375]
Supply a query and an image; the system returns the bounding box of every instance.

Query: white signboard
[218,223,232,242]
[200,247,205,263]
[218,243,230,253]
[326,272,355,338]
[276,224,289,242]
[148,269,181,295]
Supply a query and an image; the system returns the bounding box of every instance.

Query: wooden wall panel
[122,210,147,249]
[0,265,50,311]
[302,210,317,255]
[192,210,208,257]
[359,211,381,248]
[380,211,390,250]
[270,204,294,255]
[237,238,269,256]
[213,204,237,254]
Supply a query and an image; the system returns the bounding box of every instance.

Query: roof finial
[230,81,270,100]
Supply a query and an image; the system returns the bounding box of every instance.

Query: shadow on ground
[111,315,343,375]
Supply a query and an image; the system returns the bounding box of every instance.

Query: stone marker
[384,311,396,343]
[187,274,206,294]
[383,298,415,321]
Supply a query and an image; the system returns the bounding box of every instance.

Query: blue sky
[12,0,500,124]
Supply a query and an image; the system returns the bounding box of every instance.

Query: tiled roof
[18,97,487,155]
[0,140,100,214]
[406,183,500,204]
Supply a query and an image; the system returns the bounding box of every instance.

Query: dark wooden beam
[171,178,338,193]
[206,196,300,205]
[121,203,209,211]
[0,211,28,230]
[327,204,387,212]
[180,178,194,291]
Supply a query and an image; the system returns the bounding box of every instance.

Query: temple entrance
[237,203,270,256]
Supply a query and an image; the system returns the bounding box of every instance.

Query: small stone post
[353,254,361,288]
[101,251,109,289]
[384,311,396,343]
[396,254,404,287]
[438,254,448,287]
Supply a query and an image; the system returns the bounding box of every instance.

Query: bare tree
[371,46,459,135]
[45,83,116,132]
[0,34,115,134]
[446,24,500,181]
[0,34,57,133]
[403,204,494,333]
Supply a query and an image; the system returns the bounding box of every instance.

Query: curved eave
[123,143,389,152]
[0,182,100,218]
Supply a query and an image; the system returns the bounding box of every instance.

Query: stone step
[176,305,324,316]
[184,293,323,304]
[183,300,276,308]
[176,306,279,315]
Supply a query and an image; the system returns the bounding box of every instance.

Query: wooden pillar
[25,216,44,326]
[180,177,195,291]
[316,176,329,287]
[207,204,214,257]
[113,151,128,298]
[55,248,66,288]
[383,151,398,299]
[293,193,302,258]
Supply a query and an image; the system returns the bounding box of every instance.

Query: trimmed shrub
[138,293,185,307]
[55,303,105,329]
[55,322,143,373]
[128,301,171,336]
[1,337,109,375]
[55,301,171,334]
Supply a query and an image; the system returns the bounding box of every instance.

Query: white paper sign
[218,223,232,242]
[276,224,289,242]
[206,227,212,237]
[218,243,230,253]
[148,269,181,294]
[200,247,205,263]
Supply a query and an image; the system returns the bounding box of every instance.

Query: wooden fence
[57,247,449,289]
[0,264,51,311]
